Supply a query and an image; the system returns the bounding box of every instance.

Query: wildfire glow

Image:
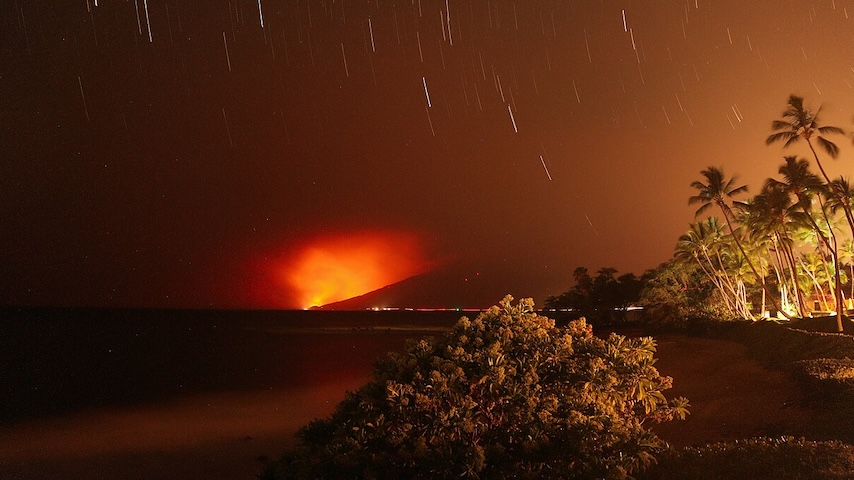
[282,231,431,308]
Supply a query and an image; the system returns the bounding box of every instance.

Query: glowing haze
[5,1,854,308]
[280,231,432,309]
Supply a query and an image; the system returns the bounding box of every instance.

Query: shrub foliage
[265,296,688,480]
[637,260,730,330]
[639,436,854,480]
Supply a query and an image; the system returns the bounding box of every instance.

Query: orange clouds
[279,231,432,308]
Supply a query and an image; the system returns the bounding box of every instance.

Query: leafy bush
[795,358,854,381]
[262,296,688,480]
[637,260,731,332]
[792,358,854,398]
[638,436,854,480]
[720,322,854,365]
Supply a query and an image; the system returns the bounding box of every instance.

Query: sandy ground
[650,334,816,447]
[0,333,841,479]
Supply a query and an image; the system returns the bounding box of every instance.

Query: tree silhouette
[766,94,845,184]
[545,267,642,323]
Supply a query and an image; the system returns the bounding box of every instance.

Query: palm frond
[783,135,802,148]
[781,154,803,165]
[763,176,787,191]
[787,94,805,112]
[688,193,711,205]
[818,125,845,135]
[693,202,713,217]
[831,177,853,194]
[817,136,840,158]
[770,119,795,131]
[727,184,748,196]
[689,181,710,191]
[701,166,725,184]
[766,131,796,145]
[731,200,753,216]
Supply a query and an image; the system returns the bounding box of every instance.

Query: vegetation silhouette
[544,267,642,325]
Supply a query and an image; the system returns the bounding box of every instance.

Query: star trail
[2,0,854,308]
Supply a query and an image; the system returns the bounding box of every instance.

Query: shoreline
[0,378,367,480]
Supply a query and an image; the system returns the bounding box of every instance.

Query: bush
[262,296,688,480]
[639,436,854,480]
[794,358,854,381]
[720,322,854,365]
[792,358,854,398]
[637,260,731,332]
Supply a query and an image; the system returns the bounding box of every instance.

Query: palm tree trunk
[713,249,752,318]
[803,137,845,329]
[693,253,737,316]
[717,202,784,320]
[799,256,828,312]
[830,238,845,330]
[807,139,833,185]
[839,202,854,242]
[799,195,845,331]
[816,196,845,331]
[706,250,747,317]
[782,238,807,316]
[772,232,803,316]
[777,228,805,316]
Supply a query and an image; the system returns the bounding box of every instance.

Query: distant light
[278,230,431,309]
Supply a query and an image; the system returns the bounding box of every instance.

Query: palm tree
[769,156,825,208]
[740,184,807,317]
[689,167,788,319]
[841,239,854,305]
[827,177,854,240]
[689,167,747,223]
[675,218,745,317]
[798,251,834,312]
[770,157,846,329]
[766,94,845,184]
[734,199,776,317]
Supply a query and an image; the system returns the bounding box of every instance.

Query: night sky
[3,0,854,309]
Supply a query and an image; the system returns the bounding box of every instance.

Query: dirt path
[650,334,821,447]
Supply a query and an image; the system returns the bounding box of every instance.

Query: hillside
[316,263,549,310]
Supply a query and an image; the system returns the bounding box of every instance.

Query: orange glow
[282,231,431,308]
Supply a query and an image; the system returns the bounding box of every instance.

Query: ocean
[0,307,592,480]
[0,307,471,425]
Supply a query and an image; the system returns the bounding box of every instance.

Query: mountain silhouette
[316,262,545,310]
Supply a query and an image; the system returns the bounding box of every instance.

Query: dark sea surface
[0,307,475,426]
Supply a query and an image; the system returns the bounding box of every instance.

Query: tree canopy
[544,267,643,323]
